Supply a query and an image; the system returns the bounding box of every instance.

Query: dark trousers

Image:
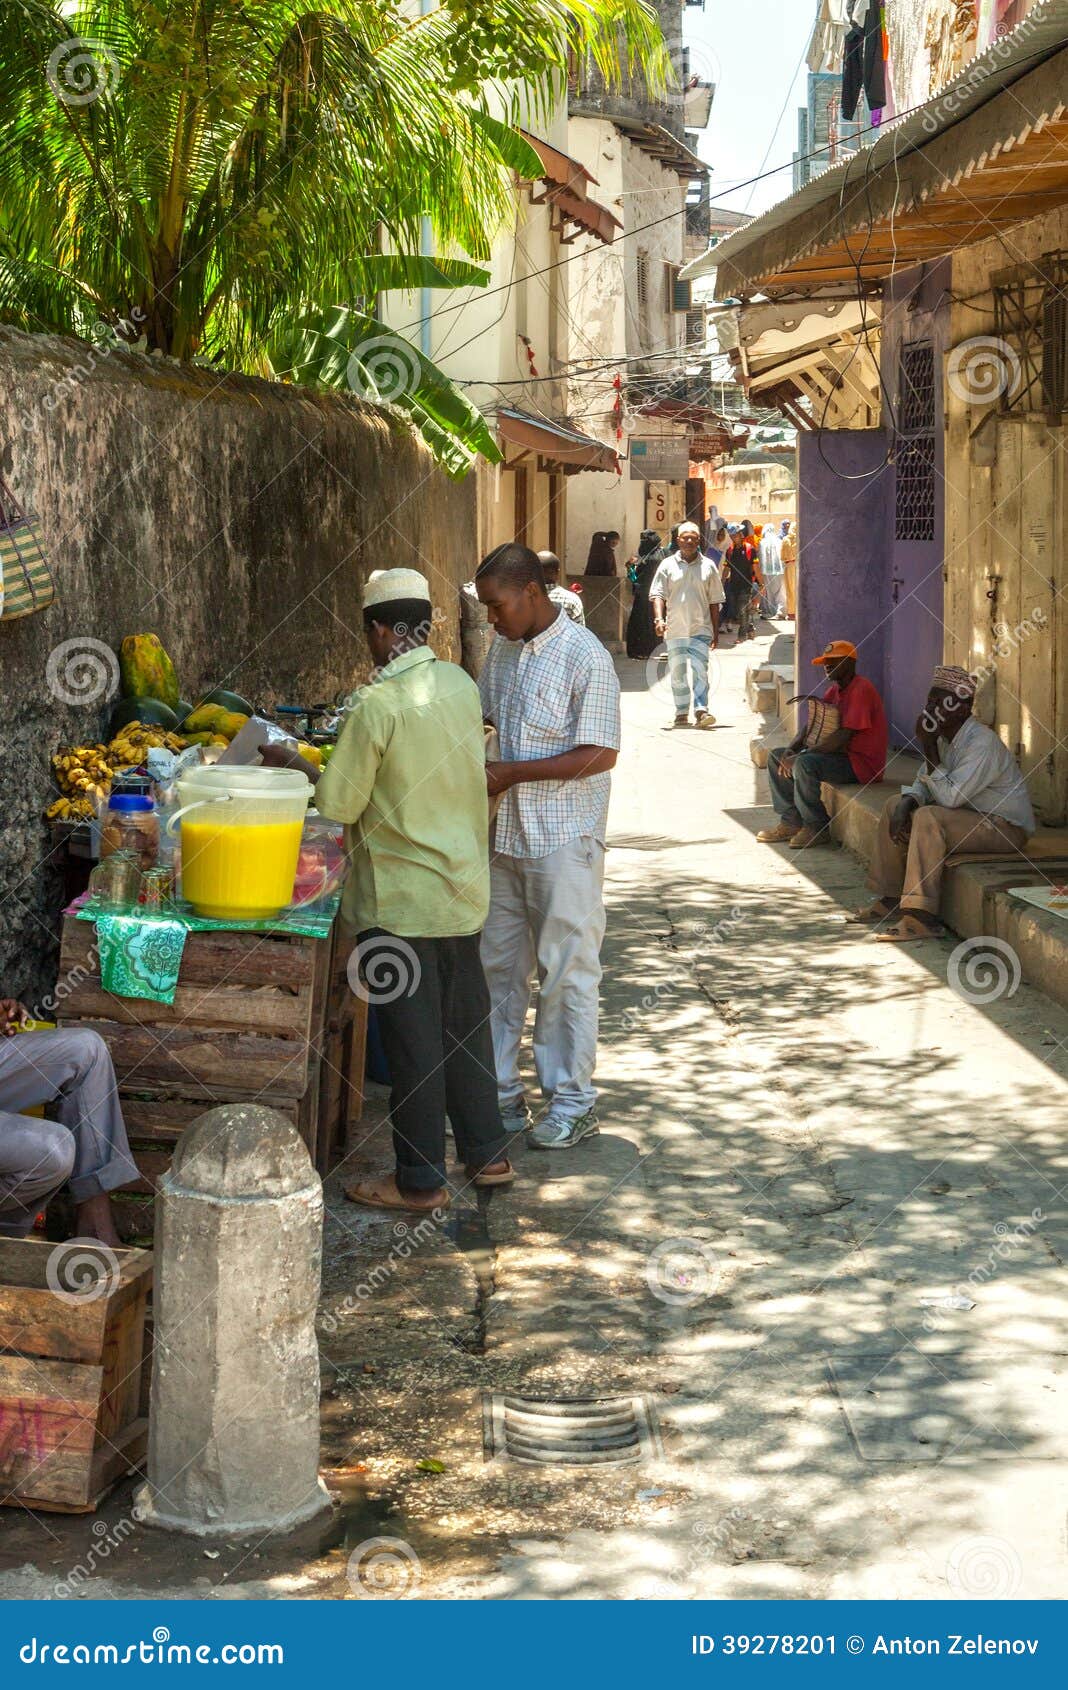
[359,929,509,1191]
[767,748,855,830]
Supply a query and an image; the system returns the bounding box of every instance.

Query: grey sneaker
[529,1109,599,1151]
[499,1099,531,1133]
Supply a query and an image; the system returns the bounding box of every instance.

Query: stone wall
[0,327,476,1000]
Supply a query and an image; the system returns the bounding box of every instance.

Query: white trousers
[480,836,606,1120]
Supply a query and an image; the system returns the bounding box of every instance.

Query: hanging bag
[0,472,55,620]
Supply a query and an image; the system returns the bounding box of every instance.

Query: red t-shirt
[825,675,887,784]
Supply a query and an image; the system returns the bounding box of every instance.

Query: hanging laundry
[975,0,1016,51]
[807,0,851,74]
[842,0,889,121]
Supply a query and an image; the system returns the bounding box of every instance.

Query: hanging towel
[842,0,888,121]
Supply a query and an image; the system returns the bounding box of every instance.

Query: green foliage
[0,1,669,471]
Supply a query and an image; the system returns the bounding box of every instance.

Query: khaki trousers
[868,799,1030,913]
[783,558,797,618]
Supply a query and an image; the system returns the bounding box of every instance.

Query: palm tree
[0,1,668,472]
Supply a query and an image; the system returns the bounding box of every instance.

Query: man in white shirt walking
[476,544,621,1150]
[853,665,1035,941]
[649,521,725,729]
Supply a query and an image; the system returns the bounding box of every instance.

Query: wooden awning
[496,408,620,474]
[685,8,1068,299]
[519,130,621,245]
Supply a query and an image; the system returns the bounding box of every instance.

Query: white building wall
[564,118,691,573]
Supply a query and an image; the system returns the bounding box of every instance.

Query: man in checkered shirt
[476,543,621,1150]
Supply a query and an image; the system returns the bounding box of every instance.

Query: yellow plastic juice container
[173,765,312,921]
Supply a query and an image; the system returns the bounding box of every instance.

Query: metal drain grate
[483,1393,663,1466]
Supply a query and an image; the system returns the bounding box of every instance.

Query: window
[636,250,650,347]
[895,342,936,543]
[663,263,691,314]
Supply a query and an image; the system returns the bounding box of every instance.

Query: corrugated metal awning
[680,0,1068,298]
[519,130,622,246]
[496,408,620,474]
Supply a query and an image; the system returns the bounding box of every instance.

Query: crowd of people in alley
[0,534,1042,1240]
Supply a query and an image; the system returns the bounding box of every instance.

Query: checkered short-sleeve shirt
[478,611,621,859]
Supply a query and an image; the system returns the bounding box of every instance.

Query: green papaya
[110,696,180,732]
[119,633,180,711]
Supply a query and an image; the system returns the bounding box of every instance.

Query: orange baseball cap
[812,639,857,666]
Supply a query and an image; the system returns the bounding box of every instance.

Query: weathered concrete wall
[945,206,1068,825]
[0,327,476,1000]
[797,429,892,724]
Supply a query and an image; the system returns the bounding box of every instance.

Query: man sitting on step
[759,640,888,851]
[852,665,1035,942]
[0,1006,137,1244]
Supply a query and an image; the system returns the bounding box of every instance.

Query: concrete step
[821,757,1068,1012]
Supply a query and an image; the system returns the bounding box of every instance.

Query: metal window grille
[895,342,936,542]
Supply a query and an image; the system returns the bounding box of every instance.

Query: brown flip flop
[872,913,945,943]
[464,1159,515,1188]
[844,900,899,925]
[345,1177,451,1213]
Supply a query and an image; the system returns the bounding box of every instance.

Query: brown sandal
[345,1176,451,1213]
[872,913,944,943]
[844,900,899,925]
[464,1159,515,1188]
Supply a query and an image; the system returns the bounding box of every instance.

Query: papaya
[119,633,180,710]
[182,703,229,734]
[200,688,254,716]
[182,731,217,746]
[110,696,180,733]
[213,711,250,740]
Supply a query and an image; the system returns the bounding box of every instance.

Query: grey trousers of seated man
[0,1028,138,1237]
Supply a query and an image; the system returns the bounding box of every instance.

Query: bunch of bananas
[52,744,113,800]
[47,795,97,822]
[108,723,187,766]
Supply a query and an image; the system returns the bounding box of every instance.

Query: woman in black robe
[625,529,663,659]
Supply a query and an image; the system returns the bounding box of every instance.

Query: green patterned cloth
[95,912,189,1004]
[75,887,342,942]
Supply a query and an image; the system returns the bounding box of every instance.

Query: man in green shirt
[273,568,513,1212]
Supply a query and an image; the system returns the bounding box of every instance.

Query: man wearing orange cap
[759,640,888,849]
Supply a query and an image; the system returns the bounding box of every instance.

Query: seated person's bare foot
[73,1192,122,1249]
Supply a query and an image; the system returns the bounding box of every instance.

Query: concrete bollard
[135,1104,331,1537]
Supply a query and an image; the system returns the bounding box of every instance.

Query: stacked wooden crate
[55,917,366,1243]
[0,1238,151,1513]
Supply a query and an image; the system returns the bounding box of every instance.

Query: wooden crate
[0,1237,152,1513]
[54,915,365,1241]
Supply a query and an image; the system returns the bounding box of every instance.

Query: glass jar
[101,792,159,870]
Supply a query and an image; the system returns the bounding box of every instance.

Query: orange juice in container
[171,766,311,921]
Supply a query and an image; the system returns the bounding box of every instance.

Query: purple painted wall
[797,429,891,708]
[881,259,950,745]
